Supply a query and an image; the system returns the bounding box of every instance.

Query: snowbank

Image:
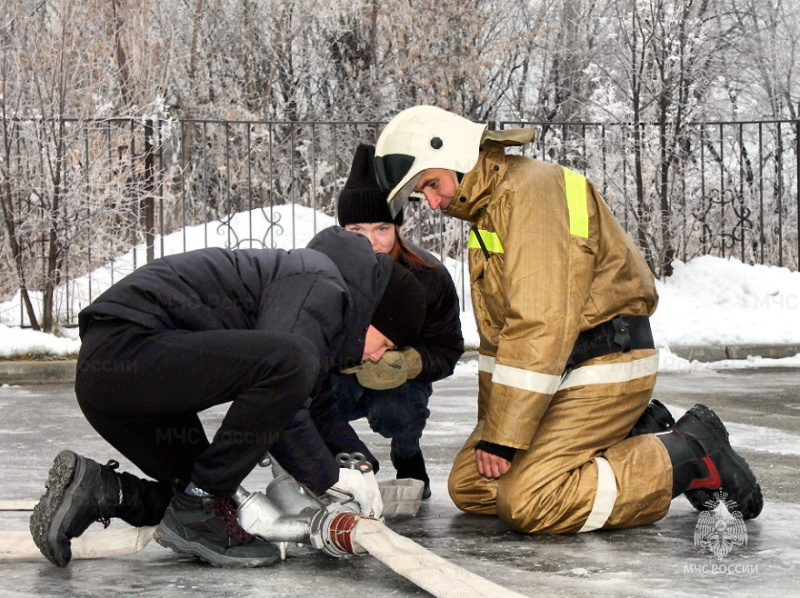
[1,205,798,368]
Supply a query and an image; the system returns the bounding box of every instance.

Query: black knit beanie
[338,144,404,227]
[371,261,426,348]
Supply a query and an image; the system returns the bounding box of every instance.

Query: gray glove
[354,347,423,391]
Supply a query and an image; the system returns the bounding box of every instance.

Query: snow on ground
[650,255,800,346]
[1,205,798,372]
[0,324,82,357]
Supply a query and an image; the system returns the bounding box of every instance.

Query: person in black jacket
[30,226,426,569]
[333,144,464,499]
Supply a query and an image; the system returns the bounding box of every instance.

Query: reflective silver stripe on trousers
[578,457,618,532]
[479,351,660,532]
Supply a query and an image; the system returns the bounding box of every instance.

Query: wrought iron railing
[1,117,797,329]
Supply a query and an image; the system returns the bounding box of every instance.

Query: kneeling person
[374,105,762,534]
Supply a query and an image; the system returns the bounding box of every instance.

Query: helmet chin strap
[387,172,423,217]
[388,194,409,219]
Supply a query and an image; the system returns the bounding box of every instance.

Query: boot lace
[96,459,120,529]
[212,497,252,544]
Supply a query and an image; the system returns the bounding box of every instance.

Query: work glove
[360,471,383,518]
[327,467,383,518]
[353,347,423,391]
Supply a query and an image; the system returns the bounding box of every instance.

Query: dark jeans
[75,319,319,502]
[331,374,432,459]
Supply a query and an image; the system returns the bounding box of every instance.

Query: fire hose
[0,457,530,598]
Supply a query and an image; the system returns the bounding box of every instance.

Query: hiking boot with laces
[661,404,763,520]
[30,450,122,566]
[154,489,279,567]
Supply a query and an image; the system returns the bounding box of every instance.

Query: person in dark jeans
[333,144,464,499]
[30,226,426,568]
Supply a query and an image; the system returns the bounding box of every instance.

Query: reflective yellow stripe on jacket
[563,168,589,238]
[468,229,504,254]
[468,167,588,252]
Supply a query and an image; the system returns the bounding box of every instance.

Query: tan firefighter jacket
[443,129,658,451]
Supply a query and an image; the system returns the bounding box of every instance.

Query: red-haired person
[332,143,464,499]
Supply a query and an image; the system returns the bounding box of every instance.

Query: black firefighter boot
[391,451,431,500]
[30,450,170,567]
[628,400,713,510]
[628,399,675,437]
[658,404,763,520]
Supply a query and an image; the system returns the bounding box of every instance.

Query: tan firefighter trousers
[448,349,673,534]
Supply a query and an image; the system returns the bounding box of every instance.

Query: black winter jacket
[78,226,392,494]
[403,241,464,382]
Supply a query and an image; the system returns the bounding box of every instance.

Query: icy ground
[1,366,799,598]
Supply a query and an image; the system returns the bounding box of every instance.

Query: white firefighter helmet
[374,106,487,217]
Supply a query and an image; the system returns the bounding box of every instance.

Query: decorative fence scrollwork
[0,117,797,329]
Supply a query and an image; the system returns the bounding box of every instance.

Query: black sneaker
[672,404,763,520]
[30,450,121,567]
[154,490,279,567]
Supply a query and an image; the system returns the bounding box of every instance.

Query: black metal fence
[511,119,800,274]
[1,117,798,330]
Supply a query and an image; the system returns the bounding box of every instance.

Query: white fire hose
[0,501,156,560]
[0,459,531,598]
[353,517,528,598]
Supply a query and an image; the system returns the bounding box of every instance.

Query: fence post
[143,119,156,263]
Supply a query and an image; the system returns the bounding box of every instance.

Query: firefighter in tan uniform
[374,105,763,534]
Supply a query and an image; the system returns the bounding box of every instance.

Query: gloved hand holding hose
[328,468,383,518]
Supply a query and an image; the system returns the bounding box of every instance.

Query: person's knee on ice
[447,473,493,515]
[446,451,500,515]
[447,474,468,510]
[495,483,560,534]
